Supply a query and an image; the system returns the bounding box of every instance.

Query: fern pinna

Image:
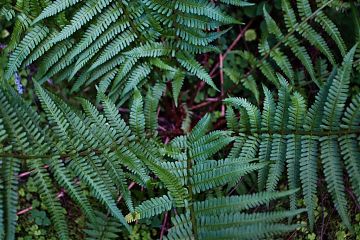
[1,0,252,105]
[225,46,360,231]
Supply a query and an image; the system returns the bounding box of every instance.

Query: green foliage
[126,114,304,239]
[84,211,122,240]
[1,0,246,104]
[235,0,348,92]
[1,0,360,239]
[0,82,304,239]
[225,46,359,231]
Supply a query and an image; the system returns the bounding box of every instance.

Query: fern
[0,81,187,237]
[0,81,305,238]
[235,0,347,91]
[1,0,358,238]
[225,46,359,231]
[126,113,303,239]
[3,0,242,104]
[84,210,122,240]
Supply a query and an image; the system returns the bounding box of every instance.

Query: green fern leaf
[33,0,83,23]
[176,52,218,91]
[6,25,49,80]
[126,195,172,222]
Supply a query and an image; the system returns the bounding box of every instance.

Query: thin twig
[287,229,298,240]
[159,212,169,240]
[210,19,255,78]
[190,97,221,110]
[17,206,33,216]
[116,182,136,203]
[192,20,253,112]
[219,53,225,116]
[17,189,65,216]
[347,188,360,211]
[18,165,49,178]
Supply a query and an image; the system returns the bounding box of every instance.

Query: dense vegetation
[0,0,360,239]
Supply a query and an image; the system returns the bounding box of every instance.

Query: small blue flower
[14,72,24,94]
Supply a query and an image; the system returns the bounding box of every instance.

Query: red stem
[191,19,254,111]
[17,189,65,216]
[190,97,221,110]
[159,212,169,240]
[219,53,225,116]
[210,19,254,78]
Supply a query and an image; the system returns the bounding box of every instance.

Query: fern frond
[51,0,115,44]
[199,209,305,230]
[259,40,294,81]
[224,48,359,230]
[6,25,49,80]
[125,42,173,58]
[194,189,298,215]
[320,136,352,230]
[223,98,261,131]
[189,130,234,162]
[198,223,301,240]
[219,0,253,6]
[188,113,212,143]
[250,0,347,89]
[35,83,132,231]
[8,0,241,101]
[0,94,21,240]
[165,212,194,240]
[176,52,218,91]
[130,89,146,138]
[144,84,165,135]
[126,195,172,222]
[30,160,69,239]
[282,0,335,65]
[122,64,152,98]
[84,211,122,240]
[192,158,264,193]
[175,0,239,24]
[286,92,306,212]
[322,46,357,130]
[88,28,135,72]
[318,46,357,230]
[33,0,83,23]
[340,94,360,201]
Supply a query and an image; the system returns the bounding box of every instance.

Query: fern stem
[186,157,198,239]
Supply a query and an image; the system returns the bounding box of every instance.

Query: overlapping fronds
[230,0,347,95]
[0,81,190,238]
[0,80,304,239]
[2,0,246,104]
[84,210,122,240]
[126,114,304,239]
